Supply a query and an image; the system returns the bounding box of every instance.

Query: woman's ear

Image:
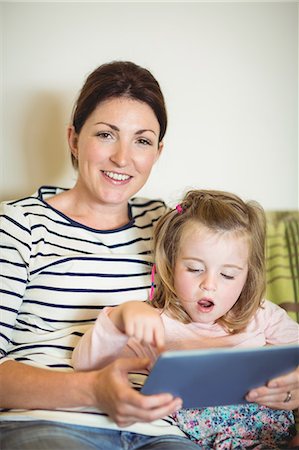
[155,141,164,162]
[68,125,79,160]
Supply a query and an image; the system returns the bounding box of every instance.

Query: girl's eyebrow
[183,257,245,271]
[222,264,245,271]
[182,257,204,263]
[94,122,157,136]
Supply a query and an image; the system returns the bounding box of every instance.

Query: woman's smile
[101,170,132,184]
[69,97,163,210]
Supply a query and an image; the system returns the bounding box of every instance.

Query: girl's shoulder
[259,298,290,315]
[255,299,299,329]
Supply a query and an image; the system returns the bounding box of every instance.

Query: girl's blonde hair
[151,189,266,334]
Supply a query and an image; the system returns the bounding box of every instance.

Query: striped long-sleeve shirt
[0,186,184,436]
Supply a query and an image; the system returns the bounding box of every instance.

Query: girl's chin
[189,313,216,324]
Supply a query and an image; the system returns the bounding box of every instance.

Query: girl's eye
[221,273,235,280]
[187,267,203,273]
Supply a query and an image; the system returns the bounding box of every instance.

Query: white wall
[1,1,298,209]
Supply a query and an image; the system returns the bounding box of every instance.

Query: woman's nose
[110,141,130,167]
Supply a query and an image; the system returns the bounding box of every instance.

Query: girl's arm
[72,307,130,371]
[109,301,165,349]
[72,302,165,371]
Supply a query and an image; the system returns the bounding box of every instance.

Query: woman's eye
[221,273,235,280]
[137,138,152,146]
[96,132,113,140]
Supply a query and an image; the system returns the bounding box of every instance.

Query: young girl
[73,189,299,449]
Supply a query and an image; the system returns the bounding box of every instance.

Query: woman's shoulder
[0,185,67,225]
[1,186,66,208]
[130,197,168,224]
[130,196,167,209]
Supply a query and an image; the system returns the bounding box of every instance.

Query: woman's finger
[246,386,299,410]
[267,366,299,389]
[114,394,183,426]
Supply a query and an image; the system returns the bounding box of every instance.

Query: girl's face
[173,223,249,324]
[68,97,163,208]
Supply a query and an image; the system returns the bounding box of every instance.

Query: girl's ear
[68,125,79,160]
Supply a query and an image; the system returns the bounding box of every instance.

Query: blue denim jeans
[0,420,200,450]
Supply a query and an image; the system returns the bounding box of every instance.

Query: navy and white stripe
[0,186,183,436]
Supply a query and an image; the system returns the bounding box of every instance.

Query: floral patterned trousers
[172,404,295,449]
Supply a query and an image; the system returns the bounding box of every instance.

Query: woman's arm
[246,365,299,447]
[0,203,182,427]
[0,359,91,410]
[245,301,299,410]
[246,366,299,410]
[0,358,182,427]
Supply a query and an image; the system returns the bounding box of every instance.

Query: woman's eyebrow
[94,122,157,136]
[135,129,157,136]
[95,121,119,131]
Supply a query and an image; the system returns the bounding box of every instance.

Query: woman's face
[69,97,163,207]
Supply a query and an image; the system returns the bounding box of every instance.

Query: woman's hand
[89,357,182,427]
[0,359,182,429]
[109,301,165,350]
[246,366,299,410]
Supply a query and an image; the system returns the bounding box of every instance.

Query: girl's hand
[89,357,182,427]
[246,366,299,410]
[109,301,165,350]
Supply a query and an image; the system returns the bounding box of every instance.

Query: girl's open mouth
[197,299,214,312]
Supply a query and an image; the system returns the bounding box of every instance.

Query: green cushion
[265,211,299,323]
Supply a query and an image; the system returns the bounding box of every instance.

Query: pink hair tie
[176,204,183,214]
[149,263,156,301]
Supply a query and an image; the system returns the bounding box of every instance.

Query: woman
[0,60,200,450]
[0,61,298,449]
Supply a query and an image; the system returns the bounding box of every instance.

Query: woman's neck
[46,187,130,231]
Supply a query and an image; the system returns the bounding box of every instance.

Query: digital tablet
[141,344,299,408]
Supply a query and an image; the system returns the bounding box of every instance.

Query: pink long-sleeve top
[72,299,299,372]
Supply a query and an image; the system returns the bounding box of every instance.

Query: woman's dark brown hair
[71,61,167,168]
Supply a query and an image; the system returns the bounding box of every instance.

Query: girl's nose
[110,141,129,167]
[199,275,216,292]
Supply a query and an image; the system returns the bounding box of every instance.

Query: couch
[265,210,299,322]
